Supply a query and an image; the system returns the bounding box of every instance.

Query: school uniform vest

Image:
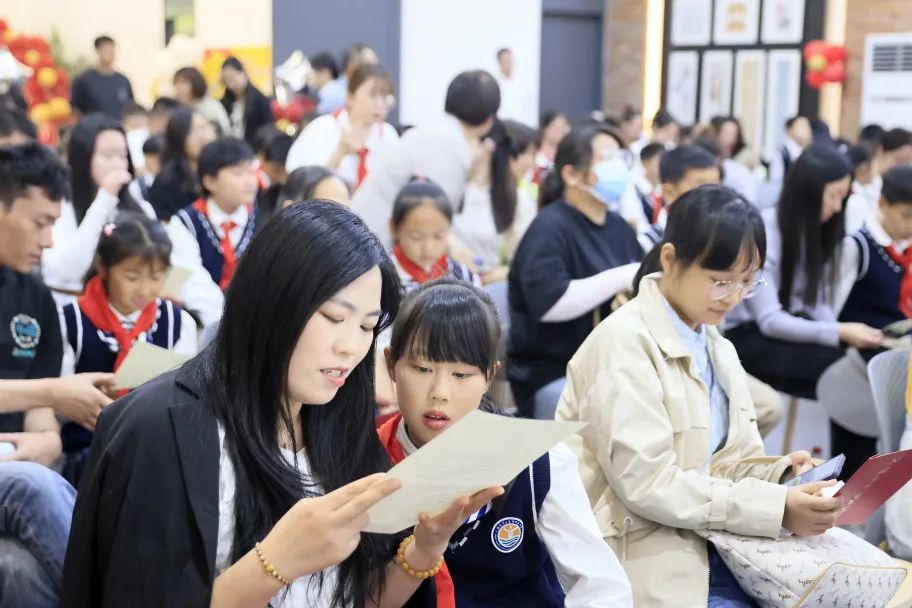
[175,204,256,287]
[839,229,906,329]
[60,298,183,453]
[444,454,566,608]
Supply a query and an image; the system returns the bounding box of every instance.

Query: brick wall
[841,0,912,137]
[602,0,648,117]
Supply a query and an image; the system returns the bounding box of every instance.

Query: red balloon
[823,45,847,63]
[806,70,826,89]
[823,61,846,83]
[804,39,827,61]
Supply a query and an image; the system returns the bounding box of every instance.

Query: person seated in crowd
[619,104,647,154]
[58,212,197,484]
[845,144,878,232]
[379,279,633,607]
[878,128,912,174]
[121,101,149,175]
[173,66,232,136]
[260,132,293,187]
[352,70,501,248]
[220,56,274,146]
[174,137,259,292]
[62,201,493,607]
[705,119,759,204]
[649,108,680,149]
[507,125,643,419]
[41,114,155,305]
[316,43,379,116]
[389,179,480,295]
[259,165,352,226]
[0,107,37,146]
[638,144,719,253]
[725,144,884,478]
[634,142,664,224]
[557,185,842,607]
[139,134,163,188]
[452,119,538,280]
[534,110,569,184]
[147,96,180,137]
[769,115,813,183]
[286,63,398,191]
[308,51,342,115]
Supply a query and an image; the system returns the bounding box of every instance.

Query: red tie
[219,221,238,291]
[886,245,912,318]
[652,193,664,224]
[356,148,369,188]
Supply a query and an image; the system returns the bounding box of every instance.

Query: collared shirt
[204,199,250,248]
[662,295,729,467]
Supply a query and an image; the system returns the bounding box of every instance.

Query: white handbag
[704,527,907,607]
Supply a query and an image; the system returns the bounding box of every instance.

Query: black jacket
[61,360,434,607]
[221,84,274,146]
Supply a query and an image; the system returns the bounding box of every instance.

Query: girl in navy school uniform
[59,212,197,485]
[377,278,633,608]
[389,179,481,295]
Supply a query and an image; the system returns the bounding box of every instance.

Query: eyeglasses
[709,277,767,301]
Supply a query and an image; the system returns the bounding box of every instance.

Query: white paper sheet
[113,341,191,389]
[161,266,193,300]
[364,410,585,534]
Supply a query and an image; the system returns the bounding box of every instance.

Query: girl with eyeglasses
[556,185,842,607]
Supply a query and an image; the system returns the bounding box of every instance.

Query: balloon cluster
[804,39,847,89]
[0,19,71,139]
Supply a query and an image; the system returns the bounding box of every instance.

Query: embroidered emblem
[10,314,40,358]
[491,517,524,554]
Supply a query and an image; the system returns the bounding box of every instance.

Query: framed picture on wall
[670,0,712,46]
[666,51,699,125]
[733,50,768,154]
[699,50,734,123]
[761,0,805,44]
[713,0,760,45]
[763,50,802,160]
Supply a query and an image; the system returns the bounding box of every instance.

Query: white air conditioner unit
[860,33,912,130]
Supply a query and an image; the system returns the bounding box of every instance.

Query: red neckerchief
[376,415,456,608]
[193,198,251,291]
[393,244,448,284]
[333,109,379,188]
[652,193,665,224]
[78,275,158,371]
[885,244,912,318]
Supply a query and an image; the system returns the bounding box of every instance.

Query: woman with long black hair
[61,201,498,608]
[41,113,153,303]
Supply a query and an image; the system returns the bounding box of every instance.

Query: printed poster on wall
[733,50,768,154]
[670,0,712,46]
[666,51,699,125]
[763,50,802,161]
[761,0,806,44]
[713,0,760,45]
[699,50,734,123]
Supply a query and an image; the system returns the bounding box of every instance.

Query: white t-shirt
[285,110,399,187]
[215,426,339,608]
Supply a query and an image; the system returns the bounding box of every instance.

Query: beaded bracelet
[254,542,292,586]
[394,535,444,580]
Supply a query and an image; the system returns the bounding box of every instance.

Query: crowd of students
[0,33,911,608]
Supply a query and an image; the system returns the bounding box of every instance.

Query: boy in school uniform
[635,142,665,226]
[174,138,259,291]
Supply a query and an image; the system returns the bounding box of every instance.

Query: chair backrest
[867,349,910,454]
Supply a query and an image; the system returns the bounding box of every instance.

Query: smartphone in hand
[784,454,846,487]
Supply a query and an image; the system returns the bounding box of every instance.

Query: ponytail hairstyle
[633,185,766,296]
[776,144,851,309]
[488,119,538,233]
[538,124,625,209]
[85,211,172,285]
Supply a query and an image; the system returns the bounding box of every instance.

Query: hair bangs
[696,202,766,273]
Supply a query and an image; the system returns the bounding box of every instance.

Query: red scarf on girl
[393,244,448,285]
[885,245,912,318]
[78,275,158,371]
[377,415,456,608]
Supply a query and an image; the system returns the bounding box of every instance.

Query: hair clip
[102,223,116,237]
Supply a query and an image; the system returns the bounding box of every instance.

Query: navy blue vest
[444,454,565,607]
[839,229,906,329]
[175,203,256,286]
[60,298,183,453]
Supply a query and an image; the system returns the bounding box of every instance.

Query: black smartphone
[784,454,846,487]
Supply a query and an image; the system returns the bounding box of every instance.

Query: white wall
[399,0,541,126]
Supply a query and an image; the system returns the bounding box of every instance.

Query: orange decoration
[37,66,58,89]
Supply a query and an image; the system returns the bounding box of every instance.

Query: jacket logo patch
[491,517,524,554]
[10,314,40,358]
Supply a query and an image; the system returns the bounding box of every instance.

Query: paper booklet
[161,266,193,300]
[113,341,191,390]
[364,410,585,534]
[835,448,912,525]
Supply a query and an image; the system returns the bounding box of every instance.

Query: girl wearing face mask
[506,126,644,419]
[42,114,156,305]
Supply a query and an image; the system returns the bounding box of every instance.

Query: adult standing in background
[220,57,274,147]
[494,48,534,127]
[70,36,134,121]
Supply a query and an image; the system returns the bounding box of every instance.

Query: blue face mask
[589,157,630,206]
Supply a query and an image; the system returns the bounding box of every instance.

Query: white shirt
[42,189,156,302]
[396,421,634,607]
[855,175,883,212]
[285,110,400,187]
[215,426,339,608]
[201,199,251,247]
[59,300,197,377]
[722,158,758,205]
[768,137,804,183]
[495,73,535,126]
[452,183,536,266]
[163,219,224,329]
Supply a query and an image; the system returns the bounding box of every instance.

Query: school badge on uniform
[491,517,524,554]
[10,314,40,358]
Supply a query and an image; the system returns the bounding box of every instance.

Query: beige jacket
[556,274,790,607]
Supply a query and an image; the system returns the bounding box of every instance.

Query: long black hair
[633,185,766,295]
[488,120,537,233]
[150,106,203,220]
[710,116,747,158]
[539,124,624,208]
[776,144,852,309]
[201,200,400,607]
[67,113,142,224]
